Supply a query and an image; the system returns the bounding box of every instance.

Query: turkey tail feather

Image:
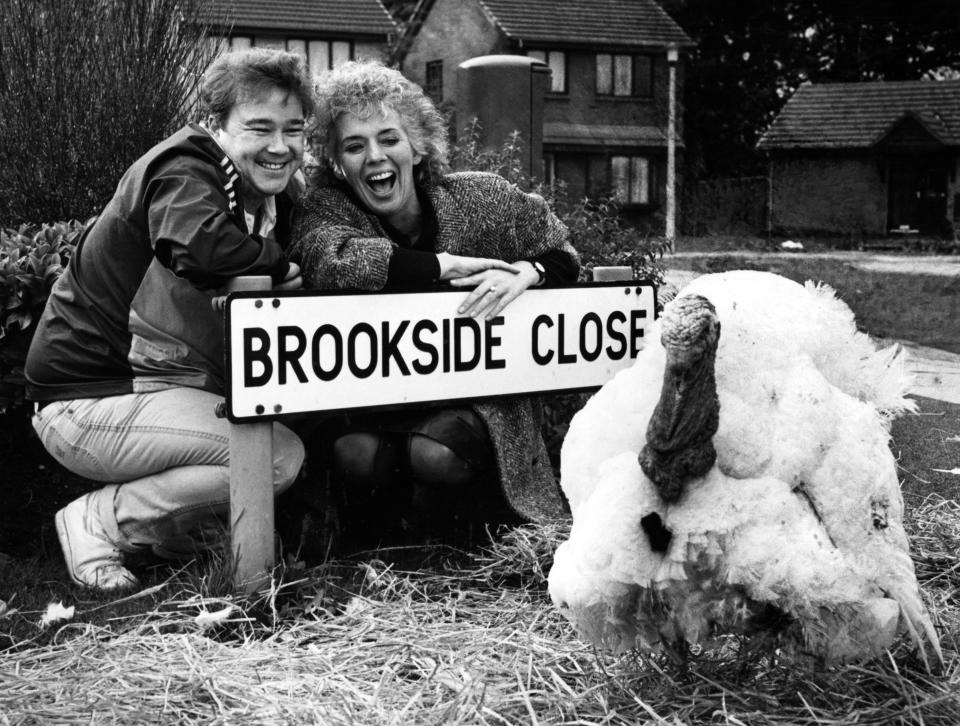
[886,580,943,672]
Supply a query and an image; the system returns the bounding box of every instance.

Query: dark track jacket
[25,123,294,402]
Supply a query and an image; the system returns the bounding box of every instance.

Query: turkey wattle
[548,270,942,669]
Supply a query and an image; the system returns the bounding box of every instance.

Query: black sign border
[224,280,658,423]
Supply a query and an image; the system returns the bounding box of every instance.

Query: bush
[0,221,84,413]
[0,0,217,225]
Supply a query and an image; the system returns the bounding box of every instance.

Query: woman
[289,60,579,542]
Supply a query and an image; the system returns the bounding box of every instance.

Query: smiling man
[24,49,311,591]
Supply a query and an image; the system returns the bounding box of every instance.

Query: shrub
[0,221,84,413]
[0,0,217,226]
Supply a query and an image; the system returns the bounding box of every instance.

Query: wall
[354,40,389,61]
[402,0,503,115]
[542,49,676,133]
[770,152,886,235]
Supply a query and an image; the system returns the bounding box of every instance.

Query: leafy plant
[0,221,84,413]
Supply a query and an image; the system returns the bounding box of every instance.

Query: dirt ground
[2,246,959,567]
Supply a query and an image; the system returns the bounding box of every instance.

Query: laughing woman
[289,60,579,543]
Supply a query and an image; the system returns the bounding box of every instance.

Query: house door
[887,156,949,234]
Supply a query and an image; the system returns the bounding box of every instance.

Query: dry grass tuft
[1,496,958,725]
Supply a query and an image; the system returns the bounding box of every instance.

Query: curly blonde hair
[309,60,449,187]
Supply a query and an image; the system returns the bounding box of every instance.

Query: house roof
[477,0,692,48]
[757,80,960,150]
[206,0,396,37]
[396,0,688,50]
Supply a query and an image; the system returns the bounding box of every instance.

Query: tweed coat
[290,171,578,521]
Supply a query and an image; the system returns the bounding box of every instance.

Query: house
[399,0,693,217]
[757,80,960,238]
[205,0,396,73]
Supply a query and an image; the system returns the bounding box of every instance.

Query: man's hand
[211,263,303,312]
[275,262,303,291]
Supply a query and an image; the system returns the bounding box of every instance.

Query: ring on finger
[488,286,498,294]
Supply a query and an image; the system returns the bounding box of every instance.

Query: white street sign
[225,282,656,421]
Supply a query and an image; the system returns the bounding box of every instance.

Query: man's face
[211,87,305,206]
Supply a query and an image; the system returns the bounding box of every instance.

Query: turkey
[548,270,942,670]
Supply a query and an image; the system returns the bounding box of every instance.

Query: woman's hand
[436,251,519,281]
[451,261,540,319]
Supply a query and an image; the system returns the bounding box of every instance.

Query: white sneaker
[55,494,139,591]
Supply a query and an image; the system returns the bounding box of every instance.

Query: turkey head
[639,294,720,503]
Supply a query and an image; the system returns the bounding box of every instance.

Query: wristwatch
[532,261,547,286]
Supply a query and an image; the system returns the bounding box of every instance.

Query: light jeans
[33,387,305,557]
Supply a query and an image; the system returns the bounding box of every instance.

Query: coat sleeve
[145,159,290,290]
[289,187,396,290]
[499,177,580,268]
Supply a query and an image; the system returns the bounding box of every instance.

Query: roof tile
[477,0,692,48]
[206,0,395,36]
[757,80,960,150]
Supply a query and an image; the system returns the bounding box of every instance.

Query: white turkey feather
[549,270,941,669]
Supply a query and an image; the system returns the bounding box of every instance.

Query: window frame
[221,35,353,75]
[610,155,652,206]
[425,60,443,102]
[527,49,567,94]
[595,52,654,98]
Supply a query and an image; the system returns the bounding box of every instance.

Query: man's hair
[201,48,315,124]
[311,59,449,187]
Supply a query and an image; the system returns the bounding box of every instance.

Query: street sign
[225,282,656,422]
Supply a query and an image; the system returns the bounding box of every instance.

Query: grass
[2,235,958,723]
[1,497,959,725]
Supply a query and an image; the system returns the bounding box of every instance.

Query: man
[25,48,311,591]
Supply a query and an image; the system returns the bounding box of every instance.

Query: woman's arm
[289,205,395,291]
[449,176,580,317]
[291,186,519,291]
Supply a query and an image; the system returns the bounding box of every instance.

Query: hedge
[0,221,85,413]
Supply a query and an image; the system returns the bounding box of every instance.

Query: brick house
[399,0,693,218]
[205,0,396,73]
[757,80,960,238]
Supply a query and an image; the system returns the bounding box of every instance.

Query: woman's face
[333,107,423,225]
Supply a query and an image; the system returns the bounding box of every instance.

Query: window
[596,53,653,97]
[218,36,352,77]
[254,36,284,50]
[286,39,307,60]
[308,40,353,76]
[527,50,566,93]
[611,156,650,204]
[228,35,252,50]
[425,60,443,102]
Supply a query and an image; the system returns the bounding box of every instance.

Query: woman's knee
[331,432,399,490]
[408,435,487,489]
